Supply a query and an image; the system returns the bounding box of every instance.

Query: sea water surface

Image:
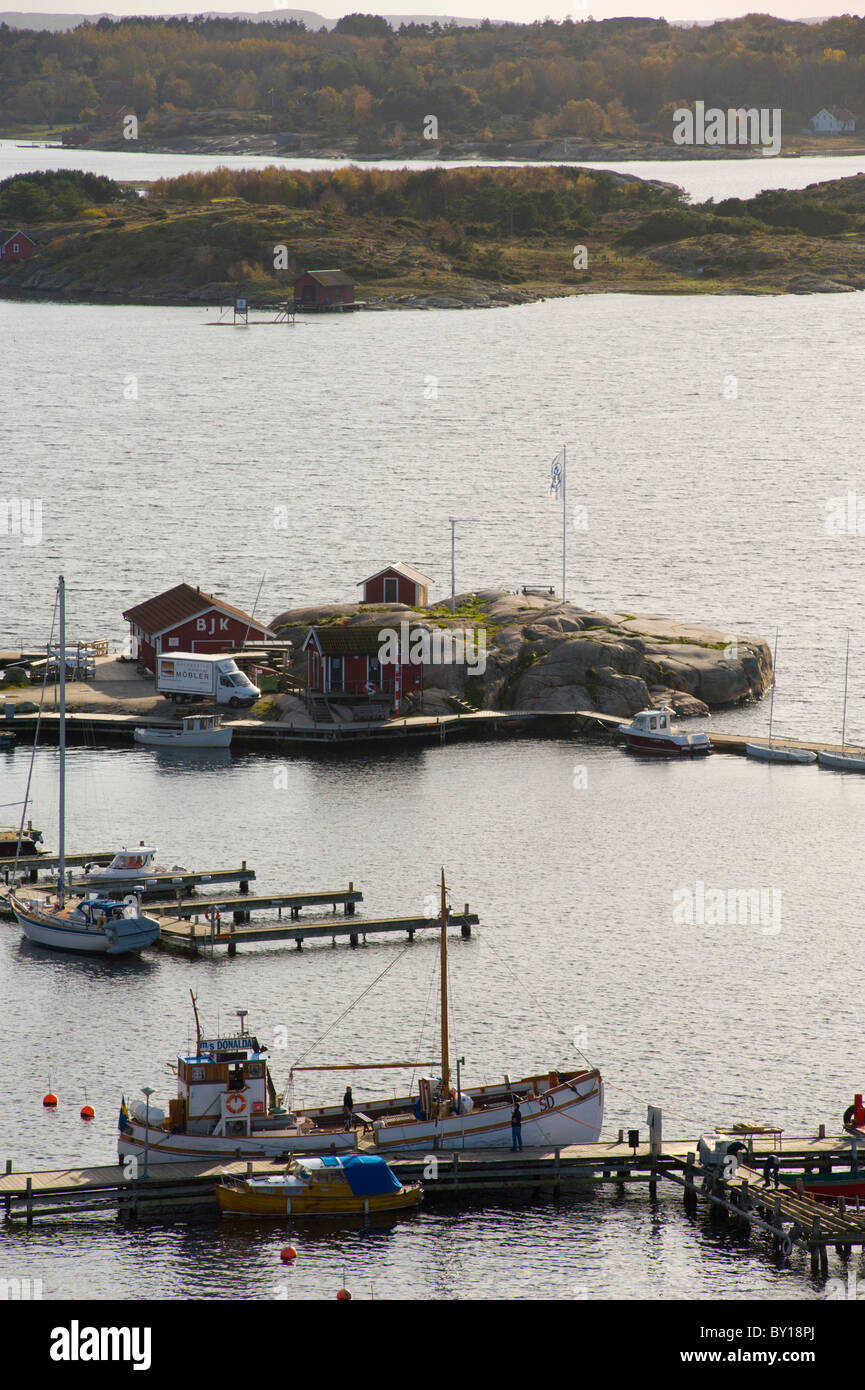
[2,146,865,1301]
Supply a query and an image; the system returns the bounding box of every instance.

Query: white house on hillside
[810,106,856,133]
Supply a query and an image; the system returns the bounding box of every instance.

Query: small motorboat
[216,1155,422,1217]
[745,743,816,765]
[0,820,43,857]
[134,714,232,749]
[83,845,186,885]
[617,707,711,755]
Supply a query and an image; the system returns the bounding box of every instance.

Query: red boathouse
[0,230,36,263]
[293,268,355,309]
[123,583,275,674]
[304,625,423,714]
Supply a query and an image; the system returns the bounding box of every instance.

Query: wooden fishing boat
[0,820,43,856]
[216,1155,421,1216]
[617,707,710,756]
[118,874,604,1163]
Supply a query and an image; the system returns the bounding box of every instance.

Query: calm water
[3,143,865,1302]
[1,738,863,1300]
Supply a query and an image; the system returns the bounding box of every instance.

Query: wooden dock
[0,850,115,882]
[3,1133,864,1234]
[153,884,362,923]
[157,906,478,954]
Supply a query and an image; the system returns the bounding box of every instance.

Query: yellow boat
[216,1155,422,1216]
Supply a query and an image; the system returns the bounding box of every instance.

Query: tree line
[0,12,864,141]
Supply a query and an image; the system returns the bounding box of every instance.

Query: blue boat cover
[320,1155,402,1196]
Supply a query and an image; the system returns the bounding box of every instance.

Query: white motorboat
[9,576,161,956]
[134,714,232,749]
[817,631,865,772]
[118,875,604,1164]
[617,707,710,755]
[83,845,186,884]
[745,627,815,765]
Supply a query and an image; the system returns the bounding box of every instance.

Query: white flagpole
[562,444,567,604]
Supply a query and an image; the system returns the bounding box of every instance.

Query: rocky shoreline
[271,590,773,720]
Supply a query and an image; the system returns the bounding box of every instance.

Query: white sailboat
[117,874,603,1163]
[8,577,161,956]
[746,628,816,765]
[818,632,865,772]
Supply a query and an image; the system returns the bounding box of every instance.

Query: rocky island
[271,590,773,720]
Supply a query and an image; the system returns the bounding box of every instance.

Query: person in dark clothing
[511,1100,523,1152]
[342,1086,354,1132]
[763,1153,780,1188]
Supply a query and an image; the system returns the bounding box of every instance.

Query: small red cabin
[304,624,423,713]
[359,563,432,608]
[293,268,355,308]
[123,583,275,674]
[0,231,36,263]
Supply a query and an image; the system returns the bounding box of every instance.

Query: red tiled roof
[123,583,275,638]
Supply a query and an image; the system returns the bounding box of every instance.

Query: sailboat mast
[842,630,850,753]
[768,627,779,745]
[58,574,66,907]
[439,868,450,1099]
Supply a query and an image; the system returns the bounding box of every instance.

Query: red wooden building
[123,583,275,674]
[304,625,423,712]
[0,230,36,263]
[293,268,355,309]
[359,563,432,607]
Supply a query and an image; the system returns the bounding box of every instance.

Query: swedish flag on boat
[118,1096,131,1132]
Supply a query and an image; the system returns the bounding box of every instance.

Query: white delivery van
[156,653,261,708]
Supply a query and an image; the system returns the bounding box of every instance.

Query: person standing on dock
[343,1086,354,1131]
[511,1100,523,1152]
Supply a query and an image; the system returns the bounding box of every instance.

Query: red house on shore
[0,230,36,263]
[359,562,432,607]
[304,624,423,713]
[293,268,355,309]
[123,583,275,674]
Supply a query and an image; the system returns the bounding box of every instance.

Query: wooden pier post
[239,862,249,895]
[461,904,471,938]
[345,884,355,917]
[4,1158,10,1216]
[25,1177,32,1228]
[554,1147,561,1199]
[349,932,358,948]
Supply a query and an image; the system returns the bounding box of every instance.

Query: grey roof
[298,268,355,287]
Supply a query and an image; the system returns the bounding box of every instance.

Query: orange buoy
[336,1288,352,1301]
[81,1104,95,1120]
[280,1246,297,1264]
[43,1092,58,1107]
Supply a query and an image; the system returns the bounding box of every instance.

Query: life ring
[205,906,221,926]
[226,1092,246,1114]
[844,1104,857,1126]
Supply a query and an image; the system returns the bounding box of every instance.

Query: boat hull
[745,743,816,764]
[817,750,865,772]
[134,728,233,748]
[782,1172,865,1205]
[117,1119,360,1163]
[619,731,710,755]
[216,1181,421,1217]
[11,896,160,955]
[369,1072,603,1152]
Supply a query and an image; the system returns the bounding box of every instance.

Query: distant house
[60,128,90,147]
[123,582,275,674]
[358,563,433,607]
[304,624,423,712]
[0,230,36,263]
[293,268,355,309]
[811,106,856,134]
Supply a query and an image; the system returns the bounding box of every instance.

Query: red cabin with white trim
[304,625,423,712]
[358,563,432,607]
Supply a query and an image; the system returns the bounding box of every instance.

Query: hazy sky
[13,3,863,21]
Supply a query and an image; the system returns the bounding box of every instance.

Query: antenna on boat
[440,868,450,1101]
[190,989,202,1057]
[236,1008,248,1037]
